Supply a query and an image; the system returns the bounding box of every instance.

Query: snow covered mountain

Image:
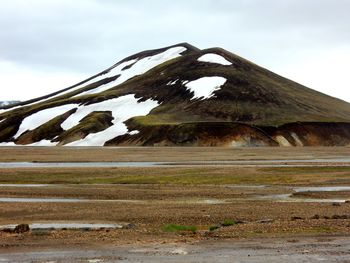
[1,43,350,146]
[0,101,20,107]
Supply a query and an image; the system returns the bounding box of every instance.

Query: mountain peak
[1,44,350,147]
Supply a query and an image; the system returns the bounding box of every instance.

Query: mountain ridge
[1,43,350,146]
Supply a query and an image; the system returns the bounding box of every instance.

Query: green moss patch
[162,224,197,233]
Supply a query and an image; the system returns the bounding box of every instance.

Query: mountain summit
[1,43,350,146]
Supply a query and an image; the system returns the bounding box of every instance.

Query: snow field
[185,76,227,100]
[76,46,187,97]
[64,94,159,146]
[14,104,79,139]
[198,53,232,66]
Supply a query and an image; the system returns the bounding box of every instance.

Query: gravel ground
[1,236,349,263]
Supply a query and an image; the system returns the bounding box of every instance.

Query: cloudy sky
[1,0,349,102]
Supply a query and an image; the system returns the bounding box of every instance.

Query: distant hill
[0,101,20,108]
[0,43,349,146]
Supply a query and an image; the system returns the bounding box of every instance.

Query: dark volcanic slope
[1,43,350,147]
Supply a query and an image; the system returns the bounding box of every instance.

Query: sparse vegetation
[0,164,350,185]
[209,220,236,231]
[209,225,220,231]
[162,224,197,233]
[222,220,235,227]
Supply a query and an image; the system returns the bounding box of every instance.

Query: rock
[14,224,30,233]
[291,216,304,221]
[170,248,188,255]
[1,228,13,233]
[123,223,136,229]
[257,219,274,224]
[331,215,348,219]
[345,200,350,204]
[311,214,320,219]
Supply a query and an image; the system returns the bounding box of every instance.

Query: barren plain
[0,146,349,262]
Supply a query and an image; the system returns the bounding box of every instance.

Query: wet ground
[0,147,349,262]
[1,157,350,168]
[0,184,349,204]
[1,236,350,263]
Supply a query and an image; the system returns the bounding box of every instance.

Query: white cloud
[0,60,85,101]
[268,46,350,102]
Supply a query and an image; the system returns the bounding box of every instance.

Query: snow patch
[72,59,137,97]
[28,140,58,146]
[0,142,17,146]
[0,61,137,113]
[64,94,159,146]
[14,104,78,139]
[0,47,185,115]
[167,79,178,86]
[198,53,232,66]
[129,130,140,135]
[76,46,187,97]
[73,59,137,90]
[185,76,227,100]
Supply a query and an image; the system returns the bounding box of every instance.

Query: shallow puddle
[0,184,50,187]
[0,161,160,168]
[293,186,350,192]
[251,186,350,203]
[0,197,88,203]
[0,184,349,204]
[252,194,346,203]
[0,197,226,204]
[174,198,227,205]
[0,197,145,203]
[0,222,123,230]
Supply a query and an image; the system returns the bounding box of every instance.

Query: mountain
[1,43,350,147]
[0,101,20,107]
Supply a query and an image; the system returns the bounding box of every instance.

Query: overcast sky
[1,0,349,102]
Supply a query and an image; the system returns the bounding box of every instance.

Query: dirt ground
[0,146,349,162]
[1,236,350,263]
[0,147,349,262]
